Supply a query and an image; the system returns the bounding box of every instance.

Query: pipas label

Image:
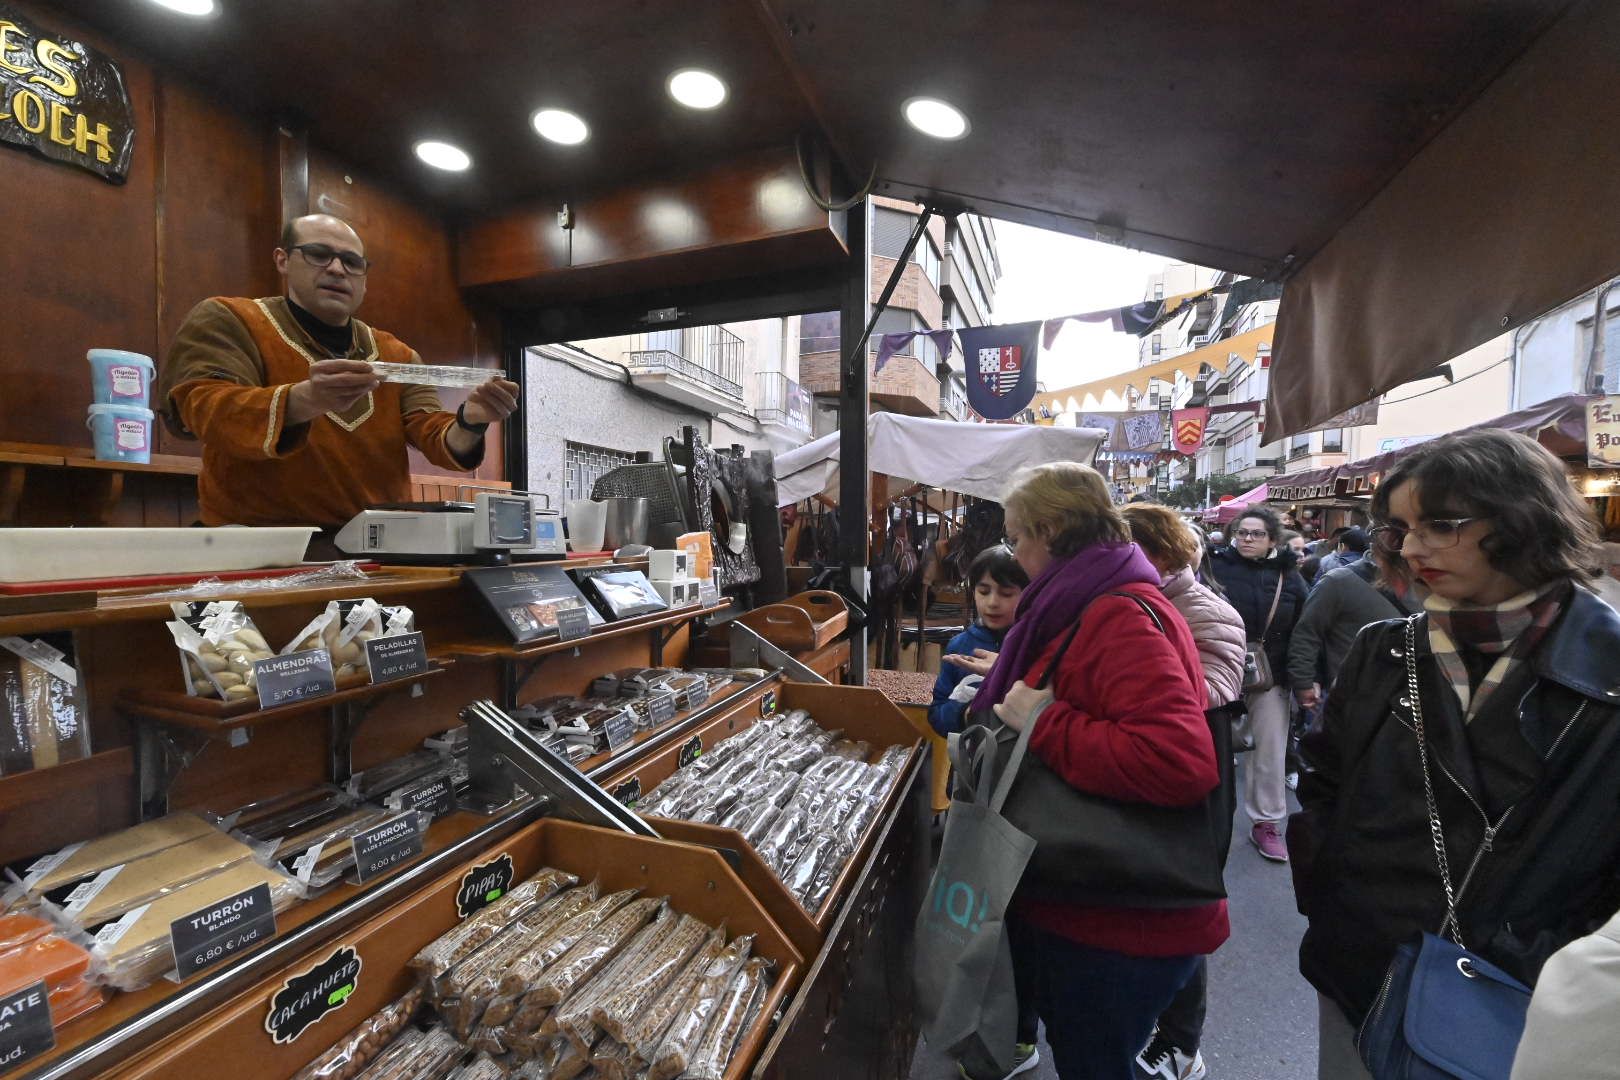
[263,945,362,1045]
[254,648,336,709]
[0,981,54,1071]
[350,814,424,884]
[169,882,277,979]
[456,853,515,918]
[364,631,428,684]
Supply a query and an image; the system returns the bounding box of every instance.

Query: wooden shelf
[117,661,451,733]
[0,747,134,813]
[446,601,730,662]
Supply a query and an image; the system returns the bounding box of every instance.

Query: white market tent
[774,413,1107,508]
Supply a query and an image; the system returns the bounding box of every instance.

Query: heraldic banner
[1172,407,1210,455]
[960,322,1042,421]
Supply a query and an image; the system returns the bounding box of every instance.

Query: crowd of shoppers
[921,429,1620,1080]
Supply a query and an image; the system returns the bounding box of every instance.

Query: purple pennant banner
[874,329,957,375]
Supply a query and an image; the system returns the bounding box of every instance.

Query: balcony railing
[624,325,744,401]
[756,372,813,438]
[939,377,969,420]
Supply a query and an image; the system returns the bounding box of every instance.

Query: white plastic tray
[0,527,317,583]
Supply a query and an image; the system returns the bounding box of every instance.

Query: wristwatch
[454,402,489,435]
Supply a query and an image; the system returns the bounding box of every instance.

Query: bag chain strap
[1404,614,1466,948]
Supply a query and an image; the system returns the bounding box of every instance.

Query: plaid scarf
[1424,580,1568,722]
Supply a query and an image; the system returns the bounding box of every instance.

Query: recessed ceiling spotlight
[147,0,215,14]
[532,108,590,146]
[414,140,471,172]
[668,69,727,110]
[903,96,970,140]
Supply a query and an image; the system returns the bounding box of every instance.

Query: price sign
[646,691,678,726]
[392,772,454,819]
[601,711,637,752]
[555,605,592,643]
[682,681,711,711]
[678,734,704,768]
[364,632,429,684]
[253,649,336,709]
[169,883,277,979]
[0,982,54,1071]
[349,814,425,884]
[611,777,641,806]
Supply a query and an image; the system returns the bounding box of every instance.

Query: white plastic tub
[0,527,317,583]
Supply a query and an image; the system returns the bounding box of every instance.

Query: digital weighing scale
[334,488,568,562]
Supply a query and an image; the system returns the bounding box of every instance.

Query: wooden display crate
[108,818,803,1080]
[599,681,922,961]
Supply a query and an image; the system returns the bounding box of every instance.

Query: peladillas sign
[0,6,134,182]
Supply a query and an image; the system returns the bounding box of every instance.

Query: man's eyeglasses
[1370,517,1483,554]
[1233,529,1269,541]
[289,243,370,276]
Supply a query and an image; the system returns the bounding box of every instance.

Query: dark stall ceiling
[68,0,1574,275]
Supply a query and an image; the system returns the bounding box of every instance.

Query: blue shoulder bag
[1356,615,1539,1080]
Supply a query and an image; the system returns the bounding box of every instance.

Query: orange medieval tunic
[160,296,475,529]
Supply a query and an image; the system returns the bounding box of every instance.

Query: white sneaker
[1136,1034,1207,1080]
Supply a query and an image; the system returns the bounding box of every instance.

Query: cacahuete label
[263,945,362,1045]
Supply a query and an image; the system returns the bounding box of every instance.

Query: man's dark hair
[1370,428,1601,587]
[1329,526,1351,540]
[968,544,1029,591]
[279,219,300,251]
[1338,526,1370,554]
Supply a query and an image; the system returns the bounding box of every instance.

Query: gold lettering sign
[0,6,133,182]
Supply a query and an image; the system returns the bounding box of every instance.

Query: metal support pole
[839,199,873,683]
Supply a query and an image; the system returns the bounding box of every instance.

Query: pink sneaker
[1251,821,1289,862]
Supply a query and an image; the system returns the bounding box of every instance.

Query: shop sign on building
[0,6,134,182]
[1586,395,1620,467]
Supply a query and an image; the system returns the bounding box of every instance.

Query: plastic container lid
[86,349,155,370]
[86,404,155,419]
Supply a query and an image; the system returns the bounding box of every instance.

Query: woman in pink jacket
[1122,503,1247,1080]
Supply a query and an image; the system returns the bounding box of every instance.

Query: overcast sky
[989,221,1177,399]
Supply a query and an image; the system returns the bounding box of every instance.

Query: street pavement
[910,764,1318,1080]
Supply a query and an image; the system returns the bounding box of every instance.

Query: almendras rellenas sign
[0,7,134,182]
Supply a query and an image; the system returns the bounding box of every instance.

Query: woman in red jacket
[977,462,1230,1080]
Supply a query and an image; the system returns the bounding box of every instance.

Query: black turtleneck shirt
[287,297,355,358]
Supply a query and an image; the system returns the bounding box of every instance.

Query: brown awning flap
[1266,0,1620,438]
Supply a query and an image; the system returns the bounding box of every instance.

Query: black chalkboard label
[456,853,515,919]
[556,605,592,642]
[611,777,642,806]
[647,691,678,726]
[169,883,277,979]
[254,649,336,709]
[678,734,704,768]
[761,689,778,716]
[0,982,54,1072]
[365,632,428,684]
[350,814,425,884]
[263,945,362,1045]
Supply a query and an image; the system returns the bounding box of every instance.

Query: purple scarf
[973,542,1160,709]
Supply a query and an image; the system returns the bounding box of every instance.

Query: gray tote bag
[914,724,1037,1077]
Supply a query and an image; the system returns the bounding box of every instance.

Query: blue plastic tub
[87,349,155,406]
[87,404,154,463]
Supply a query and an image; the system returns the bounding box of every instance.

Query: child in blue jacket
[928,544,1028,735]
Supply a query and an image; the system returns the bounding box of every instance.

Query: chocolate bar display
[574,570,668,621]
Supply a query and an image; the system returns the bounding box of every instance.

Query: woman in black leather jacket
[1288,429,1620,1080]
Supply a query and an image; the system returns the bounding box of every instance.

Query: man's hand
[1296,683,1322,710]
[461,377,521,426]
[993,679,1054,733]
[942,648,998,678]
[286,359,381,424]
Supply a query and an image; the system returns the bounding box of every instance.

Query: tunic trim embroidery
[251,298,377,433]
[263,383,287,456]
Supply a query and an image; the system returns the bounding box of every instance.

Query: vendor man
[160,213,518,529]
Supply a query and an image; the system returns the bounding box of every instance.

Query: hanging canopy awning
[774,413,1105,508]
[1200,482,1270,525]
[1035,324,1273,415]
[1265,393,1599,503]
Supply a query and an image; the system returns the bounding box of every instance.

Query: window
[1153,282,1164,300]
[566,441,635,503]
[872,308,916,355]
[1322,428,1343,452]
[1289,434,1311,459]
[873,207,917,260]
[1578,310,1620,392]
[1151,334,1162,356]
[645,328,682,355]
[919,236,942,288]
